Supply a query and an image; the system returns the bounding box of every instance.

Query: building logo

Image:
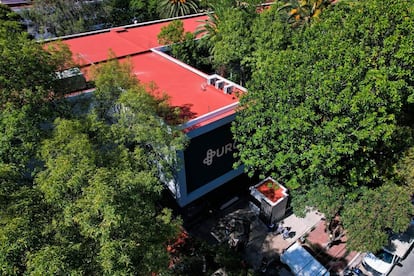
[203,142,237,166]
[184,122,238,193]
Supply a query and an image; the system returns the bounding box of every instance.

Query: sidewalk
[244,209,324,270]
[304,219,359,273]
[185,198,361,274]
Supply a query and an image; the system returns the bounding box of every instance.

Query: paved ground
[304,219,359,273]
[179,182,361,275]
[245,208,324,270]
[186,197,326,273]
[390,246,414,276]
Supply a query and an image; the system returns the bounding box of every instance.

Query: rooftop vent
[207,75,218,85]
[215,80,225,89]
[223,84,233,94]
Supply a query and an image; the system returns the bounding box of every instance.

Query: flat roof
[63,15,208,66]
[129,52,239,123]
[55,14,243,129]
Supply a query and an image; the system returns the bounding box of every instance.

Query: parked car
[362,224,414,276]
[281,242,330,276]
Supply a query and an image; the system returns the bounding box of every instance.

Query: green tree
[157,0,200,19]
[342,183,412,252]
[0,10,81,274]
[0,7,74,174]
[25,0,109,37]
[0,180,51,275]
[195,11,219,53]
[158,19,187,45]
[1,54,186,274]
[396,146,414,189]
[0,3,24,32]
[249,4,292,71]
[29,56,186,271]
[212,7,256,84]
[0,11,74,171]
[30,114,182,274]
[129,0,158,20]
[278,0,334,29]
[24,0,163,35]
[0,11,186,269]
[0,29,56,107]
[90,53,138,120]
[202,0,261,84]
[233,0,414,252]
[158,20,212,72]
[103,0,159,26]
[102,0,131,26]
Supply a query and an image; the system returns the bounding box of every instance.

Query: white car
[362,225,414,276]
[362,249,395,276]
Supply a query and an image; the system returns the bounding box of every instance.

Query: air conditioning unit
[207,75,217,85]
[223,84,233,94]
[215,80,225,89]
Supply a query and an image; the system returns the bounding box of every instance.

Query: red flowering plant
[257,180,284,203]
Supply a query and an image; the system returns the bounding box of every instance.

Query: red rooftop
[50,14,247,207]
[54,14,245,129]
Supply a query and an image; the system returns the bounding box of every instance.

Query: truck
[362,224,414,276]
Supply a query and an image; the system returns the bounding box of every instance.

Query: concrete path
[244,210,324,270]
[305,218,359,273]
[185,199,360,274]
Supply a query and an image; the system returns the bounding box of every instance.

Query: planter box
[249,177,289,225]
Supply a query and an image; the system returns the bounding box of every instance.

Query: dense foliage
[196,0,262,84]
[2,0,414,270]
[29,112,183,274]
[0,4,68,175]
[158,0,200,19]
[23,0,210,37]
[24,0,109,37]
[231,0,414,252]
[158,20,213,73]
[0,9,186,274]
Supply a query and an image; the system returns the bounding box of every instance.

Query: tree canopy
[232,0,414,252]
[2,0,414,268]
[24,0,110,37]
[0,12,73,181]
[158,20,212,73]
[23,0,207,37]
[0,8,72,178]
[158,0,200,19]
[0,9,187,272]
[195,0,262,83]
[29,112,183,274]
[0,25,56,107]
